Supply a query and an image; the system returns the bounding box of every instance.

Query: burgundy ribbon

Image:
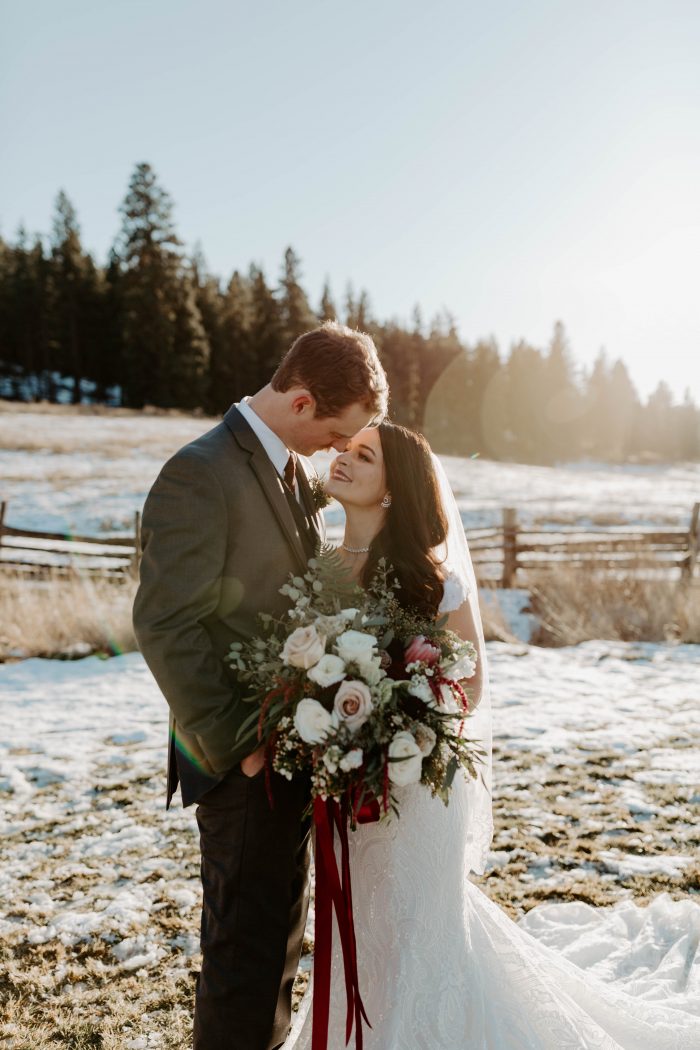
[428,670,470,712]
[312,795,371,1050]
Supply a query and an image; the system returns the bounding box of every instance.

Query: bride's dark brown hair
[361,421,448,617]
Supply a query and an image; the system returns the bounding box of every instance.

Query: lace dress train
[282,768,700,1050]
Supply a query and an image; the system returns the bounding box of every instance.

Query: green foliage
[305,542,363,610]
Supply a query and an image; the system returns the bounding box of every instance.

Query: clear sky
[2,0,698,401]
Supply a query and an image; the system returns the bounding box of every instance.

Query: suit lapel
[224,405,309,571]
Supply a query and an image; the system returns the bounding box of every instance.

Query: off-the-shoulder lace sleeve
[438,571,470,614]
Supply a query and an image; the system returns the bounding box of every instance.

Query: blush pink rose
[405,635,441,667]
[333,679,374,733]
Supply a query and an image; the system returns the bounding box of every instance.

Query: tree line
[1,162,697,464]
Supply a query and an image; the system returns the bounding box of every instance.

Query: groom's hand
[240,743,266,778]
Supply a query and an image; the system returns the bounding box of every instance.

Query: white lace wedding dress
[282,572,700,1050]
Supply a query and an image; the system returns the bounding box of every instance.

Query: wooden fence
[1,500,698,587]
[469,502,699,587]
[0,502,141,579]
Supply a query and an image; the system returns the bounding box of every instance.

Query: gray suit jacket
[132,404,325,807]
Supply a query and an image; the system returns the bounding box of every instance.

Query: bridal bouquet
[227,545,486,823]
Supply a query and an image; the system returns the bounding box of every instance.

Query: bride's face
[326,427,388,509]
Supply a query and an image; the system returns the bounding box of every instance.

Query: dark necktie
[281,452,317,557]
[284,452,297,496]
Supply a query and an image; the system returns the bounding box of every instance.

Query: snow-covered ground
[1,642,698,1043]
[1,408,698,535]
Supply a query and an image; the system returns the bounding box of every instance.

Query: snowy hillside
[1,408,698,536]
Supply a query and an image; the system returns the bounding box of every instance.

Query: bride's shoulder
[438,571,470,614]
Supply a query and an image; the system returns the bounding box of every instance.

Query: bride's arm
[446,600,484,709]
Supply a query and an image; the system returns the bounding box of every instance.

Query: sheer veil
[431,453,494,876]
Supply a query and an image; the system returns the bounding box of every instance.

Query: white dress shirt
[235,397,300,501]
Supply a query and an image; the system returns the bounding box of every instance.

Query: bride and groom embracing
[133,322,698,1050]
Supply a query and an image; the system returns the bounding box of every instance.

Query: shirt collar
[236,396,291,478]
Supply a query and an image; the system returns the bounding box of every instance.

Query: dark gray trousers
[193,764,311,1050]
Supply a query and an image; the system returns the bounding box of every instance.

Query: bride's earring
[381,493,392,509]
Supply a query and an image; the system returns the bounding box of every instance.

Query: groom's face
[289,397,376,456]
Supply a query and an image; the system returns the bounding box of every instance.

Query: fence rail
[1,500,698,587]
[0,502,141,578]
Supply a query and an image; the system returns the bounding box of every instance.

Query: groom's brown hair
[270,320,388,421]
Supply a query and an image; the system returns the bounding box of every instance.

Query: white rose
[339,748,364,772]
[307,653,346,688]
[414,724,437,756]
[323,745,342,773]
[441,654,476,681]
[281,625,325,669]
[333,679,374,733]
[355,654,384,687]
[388,731,424,786]
[336,630,378,665]
[407,674,436,706]
[293,698,335,744]
[340,607,361,621]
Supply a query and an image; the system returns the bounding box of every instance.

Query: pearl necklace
[341,542,370,554]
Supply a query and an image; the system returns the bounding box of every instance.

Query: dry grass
[478,585,522,643]
[0,571,137,661]
[528,566,700,646]
[3,564,696,661]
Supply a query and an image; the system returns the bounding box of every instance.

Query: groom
[133,321,388,1050]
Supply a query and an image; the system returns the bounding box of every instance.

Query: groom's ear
[290,390,316,416]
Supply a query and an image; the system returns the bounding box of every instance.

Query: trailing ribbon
[428,670,470,712]
[312,795,372,1050]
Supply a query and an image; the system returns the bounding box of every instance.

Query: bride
[283,420,700,1050]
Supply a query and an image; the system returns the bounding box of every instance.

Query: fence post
[502,507,518,588]
[131,510,142,578]
[681,501,700,585]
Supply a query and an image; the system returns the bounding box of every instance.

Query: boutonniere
[309,472,331,513]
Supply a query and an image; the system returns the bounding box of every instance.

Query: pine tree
[319,278,336,322]
[278,246,316,351]
[0,233,15,393]
[210,269,255,410]
[505,340,548,462]
[607,359,640,460]
[192,247,231,412]
[423,347,472,454]
[114,163,208,407]
[644,381,678,460]
[416,309,462,430]
[343,284,376,332]
[539,321,584,462]
[355,290,372,331]
[248,263,283,388]
[7,229,54,399]
[676,389,700,460]
[49,190,103,402]
[582,350,614,459]
[97,250,124,403]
